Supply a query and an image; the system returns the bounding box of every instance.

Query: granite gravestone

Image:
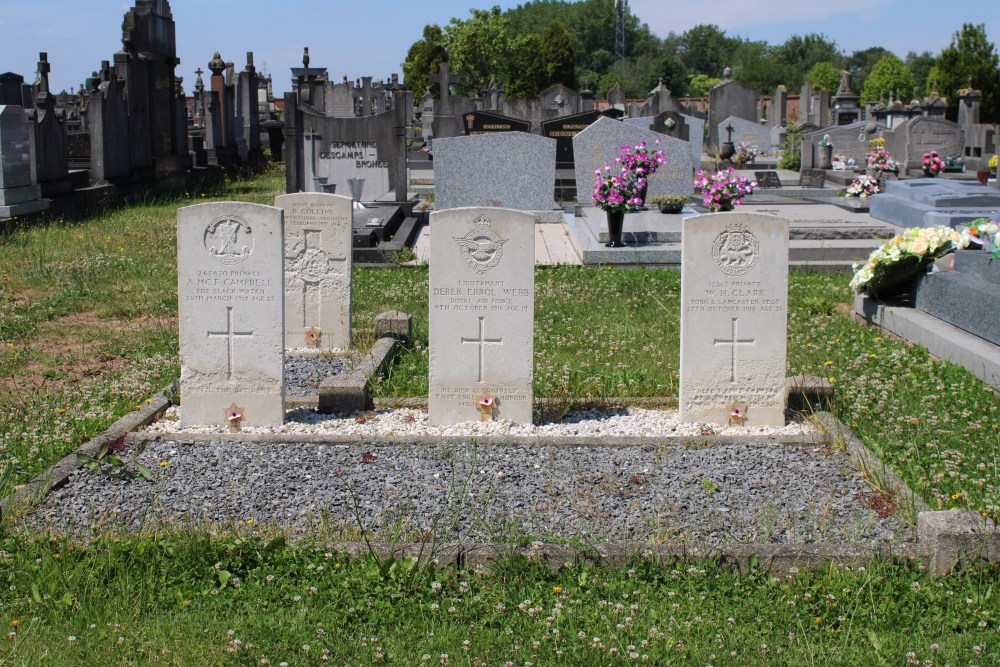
[870,179,1000,229]
[801,122,883,171]
[572,116,692,205]
[754,171,782,189]
[0,105,48,217]
[914,250,1000,345]
[708,75,758,148]
[799,169,826,188]
[276,193,353,351]
[899,117,964,171]
[680,212,789,426]
[177,202,285,427]
[433,132,558,211]
[718,116,771,154]
[428,207,535,425]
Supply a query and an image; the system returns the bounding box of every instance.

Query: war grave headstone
[718,116,771,154]
[572,116,693,205]
[433,132,558,212]
[276,193,353,351]
[177,202,285,427]
[462,110,530,136]
[428,207,535,425]
[0,105,49,217]
[680,213,789,426]
[870,178,1000,229]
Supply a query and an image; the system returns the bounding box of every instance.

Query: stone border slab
[0,382,175,521]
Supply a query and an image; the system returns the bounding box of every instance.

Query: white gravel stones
[144,405,817,439]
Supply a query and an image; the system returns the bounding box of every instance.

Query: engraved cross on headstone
[725,124,734,144]
[461,316,502,383]
[208,307,255,381]
[714,317,755,383]
[295,229,347,328]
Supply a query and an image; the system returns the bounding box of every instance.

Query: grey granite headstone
[680,113,705,169]
[433,132,558,211]
[0,105,47,216]
[900,116,964,170]
[573,116,693,205]
[276,192,353,351]
[870,178,1000,228]
[708,78,758,148]
[914,250,1000,345]
[428,207,535,425]
[177,202,285,427]
[801,121,883,171]
[718,116,772,153]
[680,212,789,426]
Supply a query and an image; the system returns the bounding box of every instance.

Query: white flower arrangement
[850,226,962,296]
[846,174,880,198]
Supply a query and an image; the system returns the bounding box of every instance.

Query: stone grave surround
[428,207,535,426]
[276,193,353,351]
[177,202,285,427]
[870,178,1000,229]
[432,132,559,211]
[573,116,693,205]
[680,212,789,427]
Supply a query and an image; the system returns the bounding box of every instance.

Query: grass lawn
[0,167,997,664]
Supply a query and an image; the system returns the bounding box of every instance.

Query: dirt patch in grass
[0,311,177,398]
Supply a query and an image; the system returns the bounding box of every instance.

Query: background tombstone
[433,132,557,211]
[542,109,603,168]
[276,192,353,351]
[88,64,131,183]
[177,202,285,427]
[708,68,758,148]
[572,116,692,205]
[428,207,535,425]
[462,110,530,136]
[718,116,771,154]
[680,212,789,427]
[0,73,33,108]
[0,105,49,217]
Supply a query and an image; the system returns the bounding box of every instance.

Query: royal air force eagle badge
[453,214,509,275]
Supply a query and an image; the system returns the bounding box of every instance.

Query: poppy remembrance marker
[679,212,789,426]
[177,202,285,427]
[428,207,535,425]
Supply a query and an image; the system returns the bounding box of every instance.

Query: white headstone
[276,192,353,350]
[177,202,285,427]
[429,207,535,425]
[680,212,789,426]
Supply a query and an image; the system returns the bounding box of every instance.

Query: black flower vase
[605,209,626,247]
[630,182,649,212]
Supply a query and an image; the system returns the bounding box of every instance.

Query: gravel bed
[29,407,914,546]
[284,349,349,397]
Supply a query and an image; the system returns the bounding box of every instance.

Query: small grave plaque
[754,171,782,189]
[463,110,530,136]
[276,192,353,351]
[799,169,826,188]
[680,212,789,426]
[177,202,285,426]
[428,207,535,425]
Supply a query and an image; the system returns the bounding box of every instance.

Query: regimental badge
[712,222,759,276]
[204,216,253,264]
[453,214,509,275]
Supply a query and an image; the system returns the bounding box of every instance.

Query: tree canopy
[400,0,998,121]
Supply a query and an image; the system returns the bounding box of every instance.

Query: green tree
[935,23,1000,121]
[444,6,519,94]
[860,53,915,104]
[905,51,937,99]
[732,39,785,93]
[541,20,577,89]
[506,33,548,99]
[847,47,891,94]
[776,33,844,90]
[806,62,841,93]
[401,25,448,98]
[679,24,736,78]
[688,73,722,98]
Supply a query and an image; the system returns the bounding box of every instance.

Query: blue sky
[0,0,995,96]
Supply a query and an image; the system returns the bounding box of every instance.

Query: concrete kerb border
[0,381,176,522]
[6,377,999,576]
